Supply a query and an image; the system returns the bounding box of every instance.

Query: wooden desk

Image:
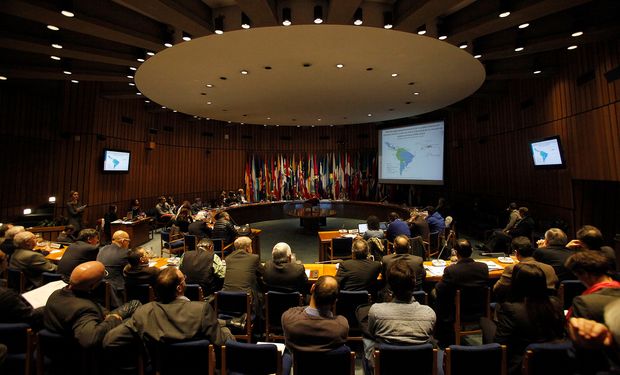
[111,218,151,247]
[423,258,512,282]
[317,231,352,262]
[304,263,338,281]
[287,207,337,231]
[44,245,68,263]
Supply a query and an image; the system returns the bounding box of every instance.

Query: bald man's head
[69,261,106,291]
[311,275,339,310]
[112,230,130,248]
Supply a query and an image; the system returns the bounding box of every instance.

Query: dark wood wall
[1,39,619,241]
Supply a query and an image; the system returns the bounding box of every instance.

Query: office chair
[522,341,574,375]
[221,341,282,375]
[374,343,437,375]
[215,291,253,342]
[0,323,34,375]
[444,343,507,375]
[265,291,303,341]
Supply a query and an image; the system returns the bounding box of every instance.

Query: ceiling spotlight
[146,51,155,56]
[459,42,468,49]
[63,70,72,75]
[417,25,427,35]
[533,70,542,74]
[47,25,60,31]
[240,70,248,75]
[391,73,398,77]
[182,32,191,41]
[136,92,142,95]
[515,47,524,52]
[336,64,344,68]
[129,66,137,71]
[571,31,583,37]
[474,54,482,59]
[145,100,150,103]
[0,76,8,80]
[50,55,61,61]
[70,79,78,83]
[353,8,363,26]
[241,13,251,29]
[173,110,177,113]
[206,84,213,88]
[164,40,173,48]
[367,113,372,117]
[383,12,393,29]
[23,208,32,215]
[498,0,510,18]
[567,45,578,50]
[438,35,447,40]
[414,92,420,95]
[214,16,224,34]
[128,82,135,86]
[61,9,74,17]
[161,106,166,109]
[499,11,510,18]
[207,101,212,105]
[314,6,323,24]
[137,57,145,62]
[282,8,292,26]
[519,23,529,29]
[52,43,63,49]
[127,74,133,79]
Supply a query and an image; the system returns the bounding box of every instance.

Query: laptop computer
[358,223,368,233]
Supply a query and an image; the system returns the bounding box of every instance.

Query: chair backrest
[42,272,63,285]
[293,345,355,375]
[558,280,586,310]
[160,230,171,242]
[185,283,205,301]
[335,290,371,339]
[428,231,440,258]
[444,343,507,375]
[455,287,490,323]
[7,268,25,293]
[37,329,83,375]
[215,291,252,342]
[0,323,34,375]
[265,291,303,341]
[522,341,574,375]
[212,238,224,258]
[375,343,437,375]
[124,283,155,304]
[330,237,353,260]
[413,290,429,305]
[183,234,197,251]
[408,236,426,258]
[222,341,282,375]
[148,339,215,375]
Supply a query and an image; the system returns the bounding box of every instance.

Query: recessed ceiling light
[474,54,482,59]
[311,125,315,127]
[173,110,178,112]
[52,43,62,49]
[129,66,137,71]
[533,70,542,74]
[515,47,524,52]
[128,82,135,86]
[71,79,78,83]
[417,30,426,35]
[61,10,75,18]
[414,92,420,95]
[240,70,248,75]
[367,113,372,117]
[296,125,301,128]
[336,64,344,68]
[207,101,212,105]
[161,106,166,109]
[50,56,61,61]
[215,29,224,35]
[63,70,72,75]
[499,11,510,18]
[519,23,529,29]
[127,75,133,79]
[164,42,173,48]
[137,58,145,62]
[317,118,321,121]
[182,35,191,41]
[136,92,142,95]
[571,31,583,37]
[567,45,578,50]
[438,35,447,40]
[146,51,155,56]
[47,25,59,31]
[206,84,213,88]
[145,100,150,103]
[0,76,8,80]
[267,117,271,120]
[391,73,398,77]
[459,43,468,49]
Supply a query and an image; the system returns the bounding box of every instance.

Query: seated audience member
[190,197,204,214]
[565,251,620,321]
[533,228,578,281]
[222,236,265,316]
[434,239,488,344]
[363,215,385,240]
[56,224,77,243]
[487,263,565,375]
[263,242,307,294]
[103,267,234,348]
[155,196,174,222]
[364,260,436,369]
[282,275,349,352]
[167,196,178,213]
[567,225,617,272]
[0,223,13,247]
[212,211,238,246]
[381,235,425,291]
[129,199,144,219]
[386,212,410,242]
[57,228,100,280]
[188,211,213,240]
[123,247,160,287]
[180,238,225,297]
[9,231,57,289]
[407,209,430,239]
[174,200,192,218]
[503,202,521,232]
[0,225,24,257]
[493,236,558,302]
[103,205,118,243]
[424,205,446,234]
[237,188,248,204]
[172,207,193,233]
[0,250,44,328]
[481,207,534,254]
[336,239,381,296]
[96,230,130,291]
[568,299,620,373]
[45,261,140,349]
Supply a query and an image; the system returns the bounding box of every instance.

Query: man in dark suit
[212,211,238,246]
[180,238,224,296]
[335,239,381,295]
[263,242,308,294]
[381,235,425,290]
[533,227,578,281]
[187,211,213,240]
[222,236,265,315]
[123,247,160,287]
[434,239,488,344]
[96,230,130,290]
[57,228,100,280]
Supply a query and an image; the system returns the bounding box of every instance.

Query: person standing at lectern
[67,190,87,233]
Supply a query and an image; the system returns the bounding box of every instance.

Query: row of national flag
[244,152,378,203]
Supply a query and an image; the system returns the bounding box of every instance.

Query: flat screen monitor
[358,223,368,233]
[378,121,445,185]
[103,149,131,173]
[530,136,566,169]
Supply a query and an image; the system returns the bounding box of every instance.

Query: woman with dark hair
[66,190,87,232]
[172,207,193,233]
[492,263,565,374]
[129,199,144,218]
[363,215,385,240]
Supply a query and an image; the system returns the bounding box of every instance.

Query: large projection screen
[378,121,445,185]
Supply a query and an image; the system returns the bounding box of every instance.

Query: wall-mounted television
[103,149,131,173]
[530,136,566,169]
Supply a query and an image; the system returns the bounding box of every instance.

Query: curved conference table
[224,200,410,225]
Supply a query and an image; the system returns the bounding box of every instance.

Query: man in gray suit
[9,231,56,289]
[222,236,265,316]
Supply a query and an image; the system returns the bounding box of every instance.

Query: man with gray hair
[0,225,24,257]
[9,231,57,289]
[263,242,308,294]
[223,236,265,316]
[533,227,578,281]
